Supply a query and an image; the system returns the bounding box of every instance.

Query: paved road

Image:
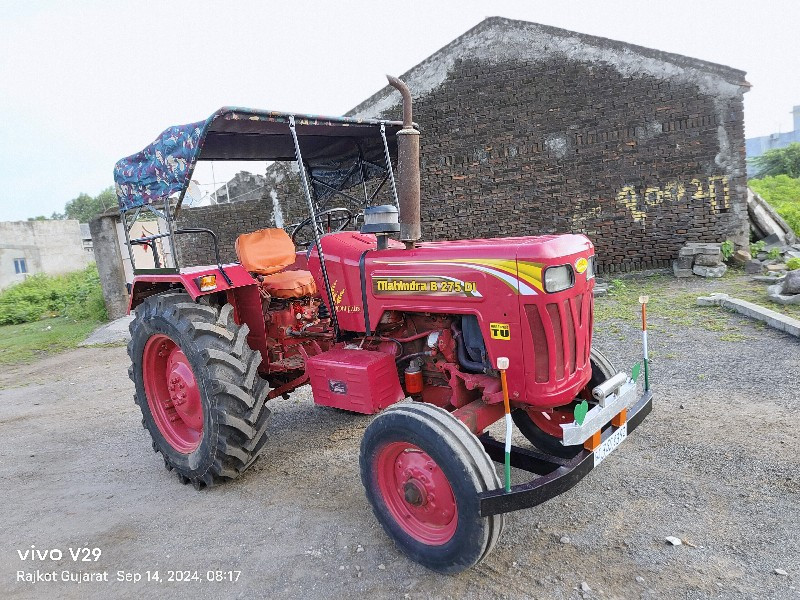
[1,280,798,599]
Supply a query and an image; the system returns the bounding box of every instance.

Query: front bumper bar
[477,389,653,517]
[560,379,636,446]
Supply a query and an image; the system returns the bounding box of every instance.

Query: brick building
[177,17,750,274]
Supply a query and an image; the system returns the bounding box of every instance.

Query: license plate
[593,422,627,467]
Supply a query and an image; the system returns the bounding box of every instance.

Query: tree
[63,187,117,222]
[750,143,800,179]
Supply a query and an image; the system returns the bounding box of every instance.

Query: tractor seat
[235,228,317,298]
[236,227,296,275]
[260,270,317,299]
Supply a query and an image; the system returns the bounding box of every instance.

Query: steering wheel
[291,207,353,247]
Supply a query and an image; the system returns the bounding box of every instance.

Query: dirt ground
[1,275,798,600]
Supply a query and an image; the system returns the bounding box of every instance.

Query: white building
[0,220,91,290]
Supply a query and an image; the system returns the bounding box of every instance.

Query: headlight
[543,265,574,293]
[586,255,595,280]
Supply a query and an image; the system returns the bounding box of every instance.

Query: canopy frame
[114,108,410,315]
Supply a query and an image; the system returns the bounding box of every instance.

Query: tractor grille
[524,293,593,384]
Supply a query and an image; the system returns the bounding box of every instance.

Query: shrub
[787,257,800,271]
[750,240,766,256]
[0,265,107,325]
[749,175,800,234]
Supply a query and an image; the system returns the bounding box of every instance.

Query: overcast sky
[1,0,798,221]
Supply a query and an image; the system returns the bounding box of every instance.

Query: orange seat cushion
[261,270,317,299]
[236,228,296,275]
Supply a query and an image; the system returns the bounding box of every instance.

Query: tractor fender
[127,264,269,371]
[127,263,258,313]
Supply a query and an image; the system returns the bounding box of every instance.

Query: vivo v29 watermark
[14,545,241,586]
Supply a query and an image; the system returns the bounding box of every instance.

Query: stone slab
[768,284,800,305]
[731,249,752,265]
[752,275,785,284]
[692,264,727,278]
[695,252,723,267]
[784,271,800,294]
[679,243,722,257]
[698,293,800,337]
[673,261,693,278]
[767,264,788,272]
[745,260,764,274]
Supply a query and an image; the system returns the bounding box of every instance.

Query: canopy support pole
[380,122,400,208]
[121,209,136,271]
[163,196,178,269]
[289,116,340,339]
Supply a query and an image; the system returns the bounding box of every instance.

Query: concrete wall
[116,219,173,283]
[90,216,129,320]
[0,220,91,290]
[174,17,750,274]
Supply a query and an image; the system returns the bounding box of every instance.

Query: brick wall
[175,198,274,266]
[409,58,746,272]
[175,18,749,274]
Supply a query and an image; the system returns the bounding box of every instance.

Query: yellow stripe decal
[373,258,545,294]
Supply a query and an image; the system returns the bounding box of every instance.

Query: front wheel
[512,348,615,458]
[360,403,504,573]
[128,292,270,488]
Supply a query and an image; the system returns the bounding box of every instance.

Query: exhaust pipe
[387,75,421,247]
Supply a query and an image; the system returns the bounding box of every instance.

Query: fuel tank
[307,231,595,408]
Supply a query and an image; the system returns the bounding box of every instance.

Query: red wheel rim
[530,407,574,438]
[375,442,458,545]
[142,334,203,453]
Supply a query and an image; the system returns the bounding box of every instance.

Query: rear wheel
[128,292,270,488]
[512,348,615,458]
[360,403,504,573]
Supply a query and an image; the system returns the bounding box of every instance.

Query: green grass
[593,271,800,341]
[749,174,800,234]
[596,275,733,332]
[0,318,100,365]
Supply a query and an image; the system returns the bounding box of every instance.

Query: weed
[721,240,734,261]
[720,332,748,342]
[750,240,766,257]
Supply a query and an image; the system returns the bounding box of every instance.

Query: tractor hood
[417,234,592,261]
[305,231,595,332]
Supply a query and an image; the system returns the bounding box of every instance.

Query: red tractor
[115,77,652,573]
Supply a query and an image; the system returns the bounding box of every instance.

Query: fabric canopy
[113,107,407,212]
